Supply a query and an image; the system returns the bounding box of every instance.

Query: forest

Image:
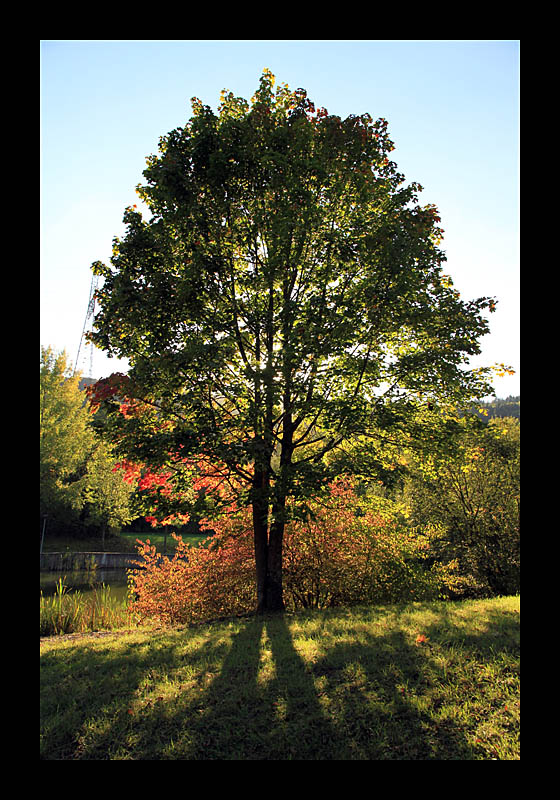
[475,396,519,420]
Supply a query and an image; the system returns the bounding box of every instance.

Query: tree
[81,440,136,548]
[88,70,503,612]
[130,478,454,626]
[40,346,95,532]
[405,415,520,596]
[40,346,136,541]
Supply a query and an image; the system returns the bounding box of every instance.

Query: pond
[40,569,131,604]
[39,535,208,605]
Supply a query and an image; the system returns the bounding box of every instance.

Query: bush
[130,479,456,625]
[130,528,255,625]
[406,417,520,598]
[282,479,455,608]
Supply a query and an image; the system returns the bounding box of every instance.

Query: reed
[40,577,132,636]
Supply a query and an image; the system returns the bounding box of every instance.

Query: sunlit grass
[40,596,519,760]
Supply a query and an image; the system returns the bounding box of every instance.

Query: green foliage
[405,416,520,597]
[87,70,506,609]
[40,346,136,540]
[81,440,136,544]
[40,347,95,532]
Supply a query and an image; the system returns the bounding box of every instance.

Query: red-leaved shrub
[130,525,255,625]
[129,478,455,625]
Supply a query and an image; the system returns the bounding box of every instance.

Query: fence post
[40,515,48,555]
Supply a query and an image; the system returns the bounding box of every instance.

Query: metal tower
[74,274,99,378]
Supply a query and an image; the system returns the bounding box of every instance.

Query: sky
[40,39,520,399]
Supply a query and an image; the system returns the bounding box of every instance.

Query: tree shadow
[308,626,474,760]
[41,617,347,760]
[167,616,271,760]
[147,614,348,759]
[260,614,352,759]
[181,612,479,760]
[41,602,518,760]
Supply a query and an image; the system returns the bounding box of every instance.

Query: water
[40,569,130,604]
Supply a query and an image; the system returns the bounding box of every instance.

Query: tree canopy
[40,346,95,528]
[40,346,135,540]
[88,70,504,611]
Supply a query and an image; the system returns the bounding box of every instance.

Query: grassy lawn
[40,595,519,760]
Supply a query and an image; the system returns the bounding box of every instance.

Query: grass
[40,595,520,760]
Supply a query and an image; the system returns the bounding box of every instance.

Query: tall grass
[40,578,133,636]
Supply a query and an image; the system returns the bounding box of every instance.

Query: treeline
[476,396,520,420]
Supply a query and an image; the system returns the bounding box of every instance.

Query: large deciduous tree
[89,70,501,612]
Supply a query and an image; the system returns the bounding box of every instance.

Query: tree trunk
[264,420,293,614]
[267,500,286,612]
[252,467,269,614]
[252,470,287,614]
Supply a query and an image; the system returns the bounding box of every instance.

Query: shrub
[130,526,255,625]
[406,417,520,598]
[130,479,456,625]
[282,479,454,608]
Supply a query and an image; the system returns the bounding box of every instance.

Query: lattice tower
[74,274,98,378]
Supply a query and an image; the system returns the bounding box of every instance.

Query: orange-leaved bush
[282,478,453,608]
[129,478,456,624]
[130,528,255,626]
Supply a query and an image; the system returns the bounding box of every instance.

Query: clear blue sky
[40,40,519,398]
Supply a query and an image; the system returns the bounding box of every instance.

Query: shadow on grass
[184,614,349,760]
[41,604,518,760]
[423,602,520,656]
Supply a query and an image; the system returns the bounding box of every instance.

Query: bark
[252,467,269,615]
[251,466,289,614]
[266,500,286,612]
[264,416,294,613]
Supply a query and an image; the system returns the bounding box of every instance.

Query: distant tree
[480,395,520,420]
[81,440,136,548]
[40,346,135,541]
[88,70,506,612]
[406,415,520,597]
[40,346,95,532]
